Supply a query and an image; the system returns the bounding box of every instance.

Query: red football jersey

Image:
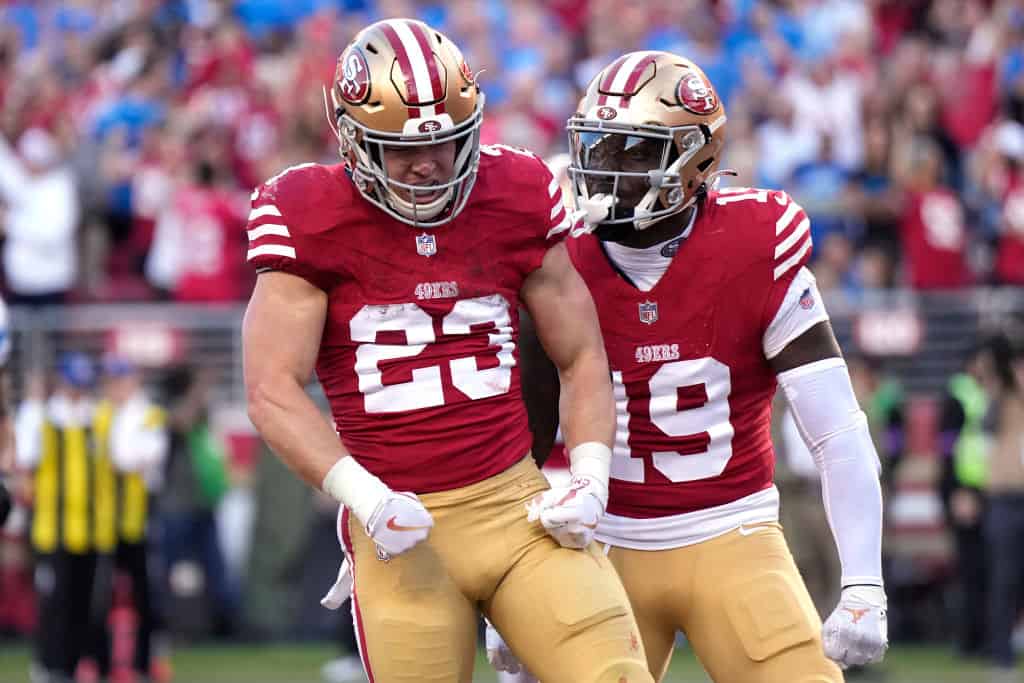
[997,180,1024,285]
[246,146,571,493]
[568,188,811,518]
[174,185,250,302]
[899,188,971,290]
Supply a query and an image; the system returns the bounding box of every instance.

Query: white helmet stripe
[393,21,441,117]
[607,51,656,108]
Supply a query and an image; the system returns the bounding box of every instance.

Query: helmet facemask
[329,87,485,229]
[568,118,713,239]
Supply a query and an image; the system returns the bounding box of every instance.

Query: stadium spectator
[160,366,238,639]
[938,338,1003,659]
[15,352,104,682]
[0,127,79,305]
[100,355,169,680]
[985,338,1024,677]
[894,138,973,289]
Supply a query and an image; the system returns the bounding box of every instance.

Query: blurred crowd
[2,0,1024,303]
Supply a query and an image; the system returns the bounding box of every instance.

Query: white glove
[526,475,606,549]
[485,619,538,682]
[322,456,434,557]
[364,491,434,557]
[822,585,889,668]
[321,557,353,610]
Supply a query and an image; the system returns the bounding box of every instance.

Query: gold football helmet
[567,51,727,237]
[328,19,483,227]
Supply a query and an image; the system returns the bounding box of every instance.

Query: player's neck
[613,207,695,249]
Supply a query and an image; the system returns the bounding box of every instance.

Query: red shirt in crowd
[998,178,1024,285]
[172,185,249,302]
[899,188,972,290]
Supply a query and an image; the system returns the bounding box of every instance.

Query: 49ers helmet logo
[676,71,718,115]
[418,120,442,133]
[596,106,618,120]
[336,48,370,105]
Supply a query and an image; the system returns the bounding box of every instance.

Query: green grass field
[0,643,1009,683]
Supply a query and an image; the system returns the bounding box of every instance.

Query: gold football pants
[607,522,843,683]
[341,456,652,683]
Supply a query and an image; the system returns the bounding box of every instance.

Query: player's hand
[364,491,434,556]
[526,475,606,549]
[321,556,353,610]
[823,585,888,668]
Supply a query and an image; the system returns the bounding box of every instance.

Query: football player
[242,20,652,683]
[504,51,888,683]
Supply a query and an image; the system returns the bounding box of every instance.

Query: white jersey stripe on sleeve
[548,177,560,197]
[773,236,811,281]
[774,216,810,258]
[546,212,572,239]
[247,244,296,261]
[550,199,565,220]
[248,205,282,221]
[247,224,291,240]
[775,200,802,235]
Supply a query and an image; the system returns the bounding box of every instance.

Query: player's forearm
[557,346,615,450]
[246,373,350,490]
[778,358,884,585]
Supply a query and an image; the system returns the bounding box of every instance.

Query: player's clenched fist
[822,585,888,668]
[322,455,434,556]
[527,475,606,548]
[527,441,612,549]
[365,491,434,555]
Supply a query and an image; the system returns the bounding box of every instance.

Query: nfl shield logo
[415,232,437,257]
[638,300,658,325]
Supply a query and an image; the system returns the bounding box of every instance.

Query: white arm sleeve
[763,267,830,359]
[777,358,884,587]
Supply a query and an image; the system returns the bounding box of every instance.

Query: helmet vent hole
[435,33,443,44]
[697,157,715,172]
[365,43,379,54]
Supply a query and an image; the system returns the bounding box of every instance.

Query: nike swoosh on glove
[485,619,539,682]
[365,491,434,556]
[525,475,605,549]
[823,585,888,668]
[321,557,353,610]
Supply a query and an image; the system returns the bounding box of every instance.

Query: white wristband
[568,441,611,499]
[321,456,391,528]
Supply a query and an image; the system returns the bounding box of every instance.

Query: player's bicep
[243,271,328,389]
[769,321,842,375]
[520,242,604,373]
[764,266,838,374]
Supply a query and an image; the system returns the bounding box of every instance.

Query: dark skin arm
[768,320,843,375]
[520,308,560,467]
